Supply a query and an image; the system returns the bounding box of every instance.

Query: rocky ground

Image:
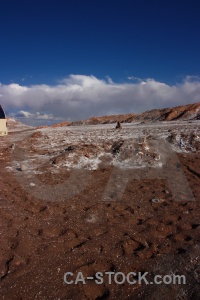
[0,120,200,300]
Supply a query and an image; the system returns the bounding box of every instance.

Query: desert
[0,103,199,299]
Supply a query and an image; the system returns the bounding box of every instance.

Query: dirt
[0,123,199,300]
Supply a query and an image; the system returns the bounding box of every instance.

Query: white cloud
[17,110,32,118]
[0,74,200,123]
[10,110,56,120]
[127,76,143,82]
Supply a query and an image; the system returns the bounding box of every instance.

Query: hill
[69,102,200,126]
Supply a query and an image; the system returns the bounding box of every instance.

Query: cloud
[10,110,56,120]
[0,74,200,124]
[15,110,32,118]
[9,110,63,126]
[127,76,143,82]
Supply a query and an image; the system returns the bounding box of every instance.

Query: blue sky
[0,0,200,125]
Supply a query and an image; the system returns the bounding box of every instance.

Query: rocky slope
[69,102,200,126]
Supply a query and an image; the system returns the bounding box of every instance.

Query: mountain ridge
[69,102,200,126]
[6,102,200,129]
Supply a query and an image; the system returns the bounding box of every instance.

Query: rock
[115,121,121,129]
[84,152,90,158]
[123,239,140,255]
[31,131,43,138]
[112,141,124,154]
[145,152,160,160]
[151,198,161,203]
[5,143,15,153]
[179,138,185,148]
[19,163,29,171]
[64,146,74,152]
[166,133,176,143]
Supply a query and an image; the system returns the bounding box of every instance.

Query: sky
[0,0,200,125]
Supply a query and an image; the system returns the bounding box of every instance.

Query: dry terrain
[0,118,200,300]
[69,102,200,126]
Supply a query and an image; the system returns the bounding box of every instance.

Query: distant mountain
[69,102,200,126]
[6,102,200,129]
